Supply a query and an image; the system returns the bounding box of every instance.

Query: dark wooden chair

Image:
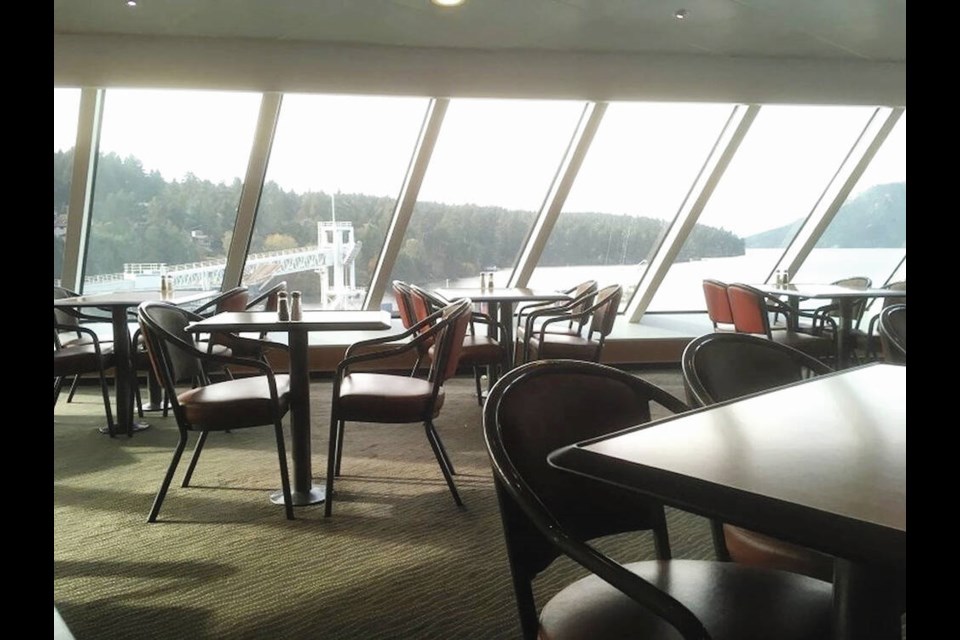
[878,303,906,364]
[795,276,872,338]
[514,279,598,363]
[137,300,294,522]
[681,332,836,583]
[702,278,736,331]
[523,283,622,364]
[484,359,833,640]
[54,306,117,436]
[409,283,509,405]
[727,283,835,363]
[324,297,473,516]
[862,280,905,361]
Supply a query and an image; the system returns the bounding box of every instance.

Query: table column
[270,328,326,506]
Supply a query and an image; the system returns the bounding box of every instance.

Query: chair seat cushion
[337,372,444,423]
[54,343,116,377]
[178,374,290,429]
[722,524,835,583]
[430,335,503,367]
[527,334,599,361]
[539,559,832,640]
[769,331,835,358]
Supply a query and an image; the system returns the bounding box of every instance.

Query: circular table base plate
[99,422,150,435]
[272,486,326,506]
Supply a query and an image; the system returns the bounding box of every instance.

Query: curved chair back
[193,286,250,317]
[137,302,207,396]
[878,304,906,364]
[682,333,833,407]
[702,279,734,329]
[483,359,699,639]
[392,280,420,330]
[726,283,772,336]
[245,281,287,312]
[586,284,623,339]
[566,279,599,331]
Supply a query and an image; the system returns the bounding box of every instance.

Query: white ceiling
[53,0,906,105]
[54,0,905,62]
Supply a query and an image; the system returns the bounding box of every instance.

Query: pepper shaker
[290,291,303,321]
[277,292,290,321]
[480,272,487,289]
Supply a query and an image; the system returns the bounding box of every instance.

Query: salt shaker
[277,292,290,321]
[290,291,303,321]
[480,272,487,289]
[486,272,494,289]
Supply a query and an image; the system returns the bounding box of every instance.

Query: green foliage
[55,150,750,280]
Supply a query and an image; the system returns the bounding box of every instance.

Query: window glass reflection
[253,94,429,309]
[647,105,876,312]
[83,88,260,292]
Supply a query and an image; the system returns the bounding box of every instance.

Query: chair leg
[54,376,65,407]
[66,374,81,403]
[325,413,340,517]
[148,431,188,523]
[473,367,484,406]
[710,519,732,561]
[96,366,116,438]
[273,421,294,520]
[134,376,144,418]
[424,420,462,506]
[334,419,346,477]
[181,430,209,488]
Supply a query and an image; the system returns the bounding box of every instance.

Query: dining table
[186,309,392,507]
[54,288,218,436]
[434,286,571,371]
[549,362,905,640]
[752,282,906,368]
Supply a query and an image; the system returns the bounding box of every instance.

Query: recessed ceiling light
[432,0,466,7]
[674,8,689,19]
[126,0,137,6]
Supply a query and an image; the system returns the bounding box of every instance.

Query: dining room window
[645,104,877,312]
[250,93,429,309]
[792,114,906,289]
[527,101,734,311]
[386,97,585,293]
[54,87,81,283]
[81,88,261,292]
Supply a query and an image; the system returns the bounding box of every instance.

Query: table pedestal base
[99,421,150,435]
[272,486,326,506]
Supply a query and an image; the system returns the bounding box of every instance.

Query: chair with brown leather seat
[702,278,736,332]
[409,283,509,405]
[54,305,117,436]
[514,279,598,363]
[524,283,622,364]
[55,285,115,404]
[392,280,431,376]
[137,300,294,522]
[727,283,835,364]
[681,332,836,583]
[484,359,833,640]
[878,303,906,364]
[325,297,472,516]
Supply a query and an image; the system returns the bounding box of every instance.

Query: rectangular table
[549,363,905,640]
[752,282,906,368]
[187,310,392,507]
[434,286,570,371]
[54,289,217,436]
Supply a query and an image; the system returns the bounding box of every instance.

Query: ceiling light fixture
[126,0,137,6]
[674,8,689,19]
[431,0,466,7]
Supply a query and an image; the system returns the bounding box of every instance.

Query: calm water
[441,248,905,313]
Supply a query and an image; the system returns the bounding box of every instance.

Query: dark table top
[549,362,906,566]
[187,309,393,332]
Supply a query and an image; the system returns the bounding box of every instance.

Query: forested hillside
[55,149,745,283]
[745,182,905,249]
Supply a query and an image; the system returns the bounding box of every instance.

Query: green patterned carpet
[52,368,771,639]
